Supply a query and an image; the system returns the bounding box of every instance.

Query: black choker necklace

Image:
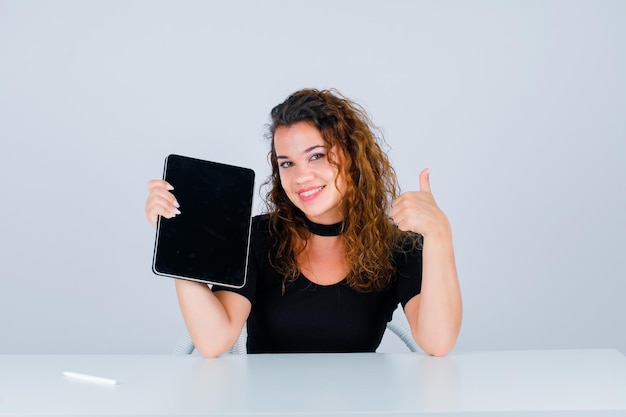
[304,217,345,237]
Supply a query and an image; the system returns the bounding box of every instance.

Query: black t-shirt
[212,214,422,353]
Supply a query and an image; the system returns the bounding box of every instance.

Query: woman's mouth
[298,186,325,201]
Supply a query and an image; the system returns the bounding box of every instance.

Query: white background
[1,0,624,354]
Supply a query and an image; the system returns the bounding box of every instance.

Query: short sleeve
[394,235,423,308]
[211,215,270,303]
[211,241,257,303]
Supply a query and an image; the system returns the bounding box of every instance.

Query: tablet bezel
[151,154,255,288]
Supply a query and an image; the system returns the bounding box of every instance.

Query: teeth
[300,186,323,197]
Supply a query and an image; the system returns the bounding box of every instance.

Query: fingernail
[173,199,180,208]
[166,183,174,191]
[172,208,181,216]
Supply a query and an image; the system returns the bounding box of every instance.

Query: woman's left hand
[393,168,461,357]
[390,168,449,236]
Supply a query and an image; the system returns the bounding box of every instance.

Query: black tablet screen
[152,154,255,287]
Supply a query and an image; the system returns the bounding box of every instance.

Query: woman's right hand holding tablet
[145,178,250,357]
[145,180,181,228]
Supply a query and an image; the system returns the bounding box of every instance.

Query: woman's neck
[304,217,345,237]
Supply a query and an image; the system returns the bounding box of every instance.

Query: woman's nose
[295,165,314,184]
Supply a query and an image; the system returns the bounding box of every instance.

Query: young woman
[145,89,462,357]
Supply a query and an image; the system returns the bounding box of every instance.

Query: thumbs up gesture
[390,168,449,236]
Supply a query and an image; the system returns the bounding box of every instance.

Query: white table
[1,349,625,416]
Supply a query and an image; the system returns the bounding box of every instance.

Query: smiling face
[273,121,347,225]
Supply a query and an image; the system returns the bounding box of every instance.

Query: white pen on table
[62,371,118,385]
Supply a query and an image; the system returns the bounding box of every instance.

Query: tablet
[152,154,255,288]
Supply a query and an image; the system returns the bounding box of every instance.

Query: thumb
[419,168,431,193]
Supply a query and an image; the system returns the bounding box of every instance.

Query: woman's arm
[175,280,250,357]
[404,227,461,356]
[390,169,462,356]
[146,180,251,357]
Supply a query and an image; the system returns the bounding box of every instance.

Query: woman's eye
[310,153,325,161]
[279,161,293,168]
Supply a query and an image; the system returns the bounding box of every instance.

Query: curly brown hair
[263,88,414,292]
